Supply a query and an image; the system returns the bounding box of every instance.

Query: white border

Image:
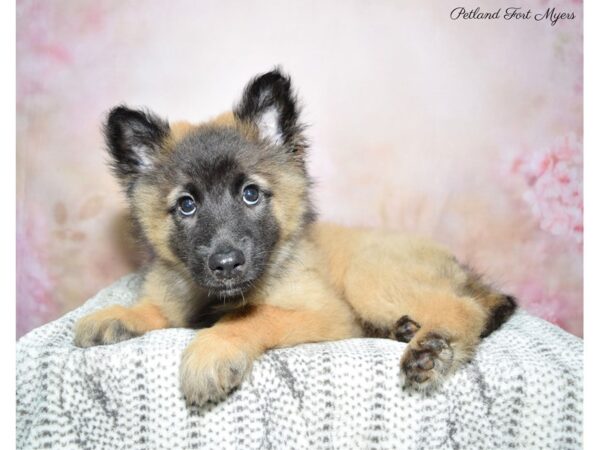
[6,1,592,447]
[2,0,16,445]
[583,0,597,447]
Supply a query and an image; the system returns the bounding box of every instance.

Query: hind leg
[345,266,489,390]
[394,293,487,389]
[358,291,487,390]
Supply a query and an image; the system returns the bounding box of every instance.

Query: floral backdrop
[16,0,583,337]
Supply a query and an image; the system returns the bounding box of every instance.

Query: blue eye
[242,185,260,205]
[177,195,196,216]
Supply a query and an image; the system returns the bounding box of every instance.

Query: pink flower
[511,135,582,246]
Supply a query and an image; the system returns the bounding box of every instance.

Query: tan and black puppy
[74,69,516,405]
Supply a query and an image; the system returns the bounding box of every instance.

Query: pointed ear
[234,69,306,153]
[104,106,170,185]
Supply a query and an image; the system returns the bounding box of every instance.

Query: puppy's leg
[331,230,517,390]
[396,293,487,390]
[180,304,358,405]
[74,261,201,347]
[458,266,517,337]
[340,247,493,390]
[357,290,487,390]
[73,300,170,347]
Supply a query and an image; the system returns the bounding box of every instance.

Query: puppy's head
[105,69,313,297]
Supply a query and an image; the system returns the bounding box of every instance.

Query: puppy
[74,69,516,405]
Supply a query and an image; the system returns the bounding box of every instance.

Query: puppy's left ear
[234,69,306,153]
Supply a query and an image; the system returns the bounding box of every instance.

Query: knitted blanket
[16,274,583,449]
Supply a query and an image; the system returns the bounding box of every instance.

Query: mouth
[204,280,253,298]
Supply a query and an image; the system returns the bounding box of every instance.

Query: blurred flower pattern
[511,135,582,245]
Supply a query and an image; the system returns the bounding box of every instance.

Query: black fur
[160,127,284,297]
[458,263,518,337]
[360,320,391,338]
[104,105,170,188]
[234,68,306,153]
[480,295,518,338]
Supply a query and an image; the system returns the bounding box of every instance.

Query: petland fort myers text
[450,7,575,26]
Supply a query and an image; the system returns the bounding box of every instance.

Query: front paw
[180,331,253,406]
[74,306,142,347]
[400,332,453,390]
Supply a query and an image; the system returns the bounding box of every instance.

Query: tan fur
[169,121,195,142]
[180,303,359,402]
[75,113,514,404]
[311,223,486,328]
[141,261,209,327]
[133,182,179,263]
[209,111,236,127]
[269,170,310,241]
[73,301,169,347]
[163,114,237,155]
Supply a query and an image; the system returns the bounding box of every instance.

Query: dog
[73,69,517,405]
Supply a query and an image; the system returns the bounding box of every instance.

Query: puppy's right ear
[104,106,170,186]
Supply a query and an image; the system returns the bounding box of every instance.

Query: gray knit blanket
[17,274,583,449]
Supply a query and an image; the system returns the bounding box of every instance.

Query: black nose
[208,248,246,279]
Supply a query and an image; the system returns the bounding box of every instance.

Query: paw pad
[394,315,421,342]
[401,332,453,389]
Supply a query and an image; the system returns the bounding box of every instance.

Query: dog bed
[16,274,583,449]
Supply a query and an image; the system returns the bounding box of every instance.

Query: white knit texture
[17,274,583,449]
